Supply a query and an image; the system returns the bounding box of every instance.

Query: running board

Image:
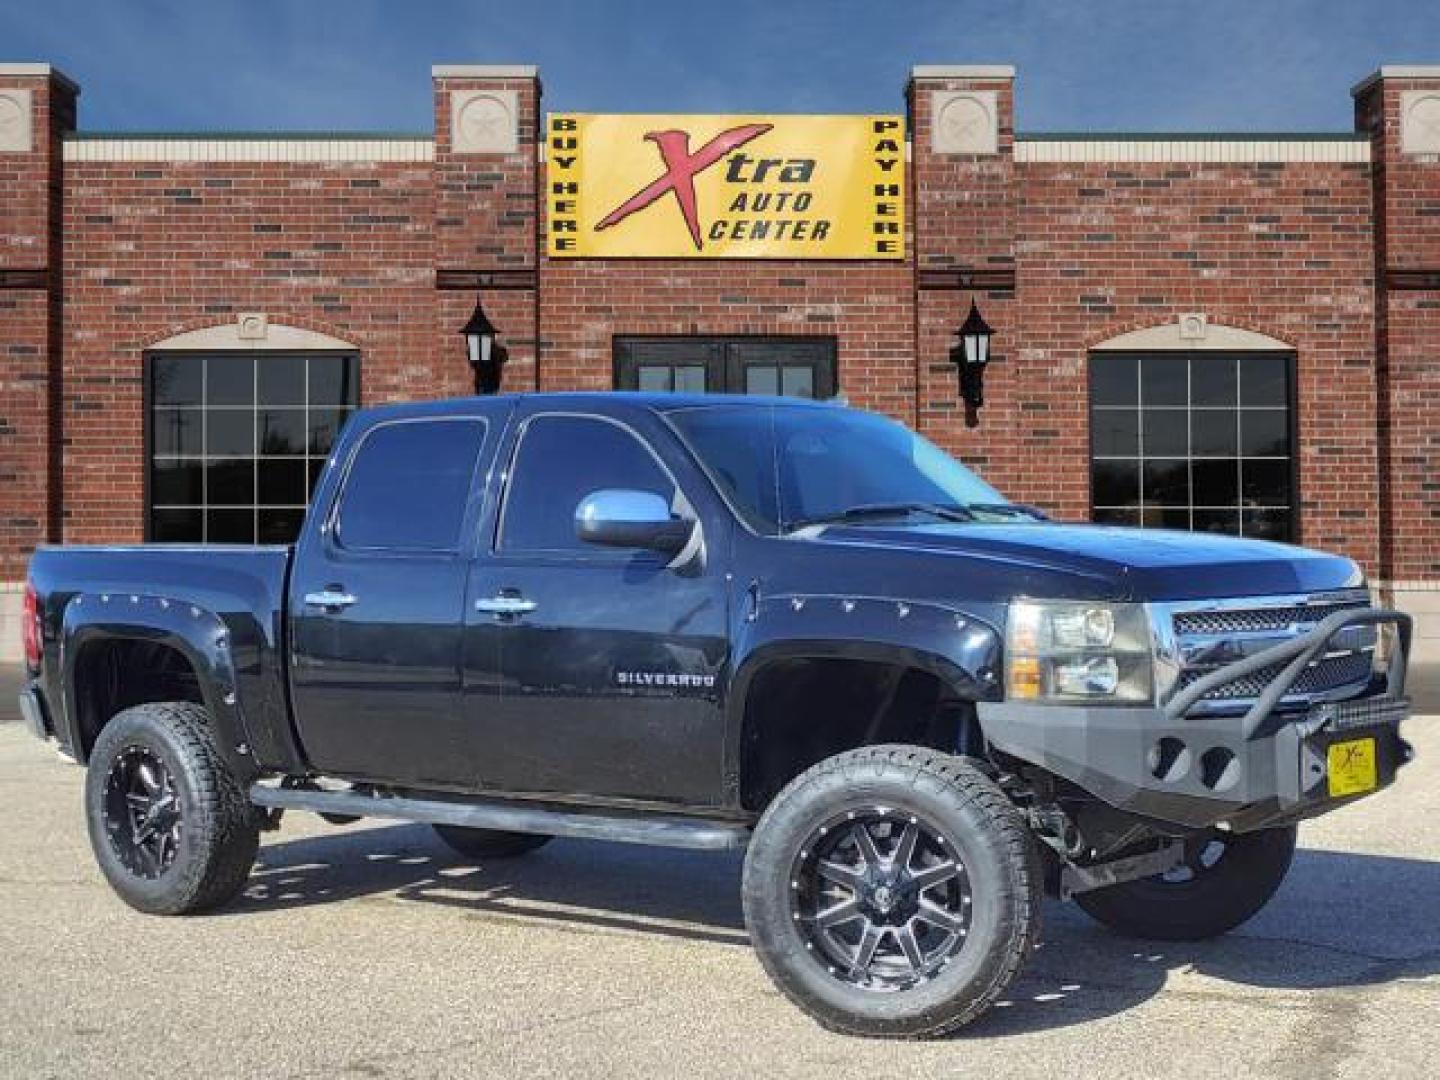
[248,784,751,851]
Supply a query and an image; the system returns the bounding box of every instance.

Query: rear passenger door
[462,407,732,807]
[289,415,493,787]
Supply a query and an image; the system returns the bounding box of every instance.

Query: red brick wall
[1357,75,1440,584]
[0,70,74,578]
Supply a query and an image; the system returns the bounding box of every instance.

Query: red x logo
[595,123,773,251]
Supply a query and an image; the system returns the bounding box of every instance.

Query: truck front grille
[1165,591,1376,710]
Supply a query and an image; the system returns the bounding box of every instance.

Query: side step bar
[249,784,751,852]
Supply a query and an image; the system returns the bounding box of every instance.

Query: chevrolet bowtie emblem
[595,123,773,251]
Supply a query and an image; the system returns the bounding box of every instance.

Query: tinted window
[1089,351,1295,541]
[337,420,484,550]
[147,352,358,543]
[501,416,675,553]
[670,405,1008,533]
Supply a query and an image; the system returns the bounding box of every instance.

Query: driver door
[462,408,731,806]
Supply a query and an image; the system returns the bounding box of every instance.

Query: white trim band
[1352,66,1440,96]
[911,65,1015,80]
[63,138,435,163]
[432,65,538,79]
[1015,139,1370,163]
[0,63,79,92]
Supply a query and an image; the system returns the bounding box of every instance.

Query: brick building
[0,61,1437,662]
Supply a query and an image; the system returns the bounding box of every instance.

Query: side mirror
[575,489,694,555]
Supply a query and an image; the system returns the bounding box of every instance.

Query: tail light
[22,581,42,670]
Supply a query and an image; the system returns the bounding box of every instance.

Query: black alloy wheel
[791,809,973,991]
[102,746,184,879]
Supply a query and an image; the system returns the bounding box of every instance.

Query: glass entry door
[614,337,837,399]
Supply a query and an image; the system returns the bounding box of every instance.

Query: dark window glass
[1241,459,1291,504]
[1192,509,1240,535]
[151,357,203,407]
[151,460,203,505]
[668,405,1007,534]
[259,459,308,505]
[257,356,307,406]
[1090,354,1138,407]
[1141,409,1189,457]
[1089,351,1295,542]
[148,353,359,543]
[337,420,484,551]
[1192,459,1239,507]
[1190,357,1237,408]
[1240,410,1289,457]
[259,507,307,544]
[1241,355,1289,407]
[206,508,254,543]
[206,357,255,407]
[1140,356,1187,407]
[1190,410,1237,457]
[206,410,254,457]
[1091,460,1140,507]
[207,460,254,506]
[258,409,307,456]
[1243,508,1293,542]
[501,416,675,553]
[151,507,202,541]
[1143,459,1190,504]
[1092,507,1139,527]
[153,410,202,456]
[1091,409,1139,457]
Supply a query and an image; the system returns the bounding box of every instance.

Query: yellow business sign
[546,113,905,259]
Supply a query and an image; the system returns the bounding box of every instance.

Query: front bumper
[977,607,1414,832]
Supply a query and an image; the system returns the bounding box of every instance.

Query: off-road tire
[84,702,260,915]
[1074,825,1297,941]
[431,825,552,860]
[742,745,1043,1038]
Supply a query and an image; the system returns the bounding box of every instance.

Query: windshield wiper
[782,502,977,532]
[959,502,1049,522]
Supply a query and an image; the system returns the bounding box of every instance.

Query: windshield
[667,403,1020,533]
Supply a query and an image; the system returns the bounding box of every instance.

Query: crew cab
[18,393,1414,1037]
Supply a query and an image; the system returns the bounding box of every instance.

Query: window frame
[491,410,686,564]
[1086,348,1301,544]
[142,349,360,544]
[613,335,838,399]
[326,415,490,556]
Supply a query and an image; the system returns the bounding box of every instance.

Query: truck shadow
[232,823,1440,1036]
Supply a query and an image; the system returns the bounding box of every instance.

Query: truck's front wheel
[742,745,1042,1038]
[1074,826,1297,941]
[84,702,260,915]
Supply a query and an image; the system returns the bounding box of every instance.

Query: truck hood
[798,522,1362,602]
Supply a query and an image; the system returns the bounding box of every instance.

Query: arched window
[1088,323,1296,542]
[145,323,360,543]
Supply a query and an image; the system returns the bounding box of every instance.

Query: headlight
[1006,601,1154,704]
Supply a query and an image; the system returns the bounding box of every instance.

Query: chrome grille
[1177,650,1373,701]
[1173,599,1368,637]
[1164,591,1375,709]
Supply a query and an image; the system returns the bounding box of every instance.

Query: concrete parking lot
[2,665,1438,1079]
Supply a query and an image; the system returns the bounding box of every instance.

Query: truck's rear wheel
[1074,826,1297,941]
[742,745,1042,1038]
[431,825,552,860]
[84,702,260,915]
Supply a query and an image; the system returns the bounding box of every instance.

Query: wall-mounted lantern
[461,296,507,394]
[949,300,994,428]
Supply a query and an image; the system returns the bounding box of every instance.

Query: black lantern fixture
[949,300,994,428]
[460,296,507,394]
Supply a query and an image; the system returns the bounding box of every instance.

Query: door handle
[304,589,358,610]
[475,595,538,616]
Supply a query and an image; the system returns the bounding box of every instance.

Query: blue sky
[3,0,1438,132]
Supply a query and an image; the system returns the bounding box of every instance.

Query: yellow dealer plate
[1327,737,1377,798]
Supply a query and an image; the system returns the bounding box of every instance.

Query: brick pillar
[0,63,76,653]
[1354,67,1440,668]
[908,66,1021,490]
[432,65,540,395]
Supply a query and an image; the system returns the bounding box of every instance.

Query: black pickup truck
[18,393,1414,1037]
